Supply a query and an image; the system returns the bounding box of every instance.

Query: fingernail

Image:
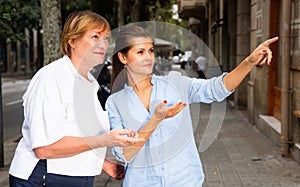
[179,102,182,104]
[183,103,187,107]
[163,100,167,104]
[263,49,267,53]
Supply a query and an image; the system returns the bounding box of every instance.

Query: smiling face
[118,37,155,79]
[70,28,109,70]
[60,11,110,78]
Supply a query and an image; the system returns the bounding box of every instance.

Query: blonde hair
[60,11,110,56]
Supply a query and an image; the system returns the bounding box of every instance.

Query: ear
[118,52,127,65]
[68,39,75,49]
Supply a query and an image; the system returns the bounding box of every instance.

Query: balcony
[178,0,207,20]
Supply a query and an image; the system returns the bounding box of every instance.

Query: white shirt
[9,56,109,180]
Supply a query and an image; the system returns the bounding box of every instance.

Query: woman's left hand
[246,36,279,66]
[154,100,186,120]
[102,158,125,180]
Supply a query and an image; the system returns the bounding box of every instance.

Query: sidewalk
[92,104,300,187]
[1,68,300,186]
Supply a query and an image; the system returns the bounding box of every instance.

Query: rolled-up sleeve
[188,72,233,103]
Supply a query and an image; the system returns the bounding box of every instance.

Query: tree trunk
[116,0,124,27]
[40,0,62,65]
[130,0,141,22]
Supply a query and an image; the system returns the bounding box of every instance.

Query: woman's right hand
[104,128,145,147]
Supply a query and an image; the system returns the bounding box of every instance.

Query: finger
[118,137,144,147]
[129,131,138,138]
[132,131,139,138]
[129,137,145,144]
[261,36,279,47]
[157,100,167,108]
[119,128,133,135]
[167,101,184,108]
[123,136,145,143]
[267,50,273,65]
[166,102,186,117]
[259,56,268,66]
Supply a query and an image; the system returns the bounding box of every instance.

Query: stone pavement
[1,68,300,186]
[92,103,300,187]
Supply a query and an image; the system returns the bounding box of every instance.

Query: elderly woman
[9,11,143,187]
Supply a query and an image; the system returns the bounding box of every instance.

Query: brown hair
[60,10,110,56]
[110,25,154,93]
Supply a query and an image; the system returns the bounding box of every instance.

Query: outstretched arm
[33,128,144,159]
[223,36,279,91]
[122,100,186,162]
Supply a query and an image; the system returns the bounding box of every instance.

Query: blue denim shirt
[105,71,233,187]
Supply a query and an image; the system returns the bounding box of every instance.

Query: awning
[154,38,178,51]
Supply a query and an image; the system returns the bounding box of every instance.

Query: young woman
[105,25,278,186]
[9,11,144,187]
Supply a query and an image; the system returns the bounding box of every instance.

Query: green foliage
[61,0,91,24]
[90,0,118,29]
[0,0,40,42]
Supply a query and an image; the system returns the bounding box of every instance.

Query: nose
[97,37,108,49]
[145,51,153,60]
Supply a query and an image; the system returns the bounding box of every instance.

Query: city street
[1,78,30,140]
[1,0,300,186]
[1,69,300,186]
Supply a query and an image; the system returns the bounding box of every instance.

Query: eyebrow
[89,30,109,35]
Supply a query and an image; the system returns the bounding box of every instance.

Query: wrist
[152,114,164,123]
[245,56,253,65]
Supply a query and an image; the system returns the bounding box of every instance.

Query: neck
[70,56,90,80]
[129,76,151,91]
[127,72,151,87]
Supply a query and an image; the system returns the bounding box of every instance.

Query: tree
[40,0,62,65]
[61,0,91,24]
[90,0,118,28]
[117,0,187,27]
[0,0,40,42]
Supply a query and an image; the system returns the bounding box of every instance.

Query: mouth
[144,63,153,67]
[94,51,105,56]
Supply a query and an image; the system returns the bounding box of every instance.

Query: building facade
[178,0,300,163]
[0,28,42,77]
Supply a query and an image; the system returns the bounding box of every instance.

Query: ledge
[257,115,281,147]
[259,115,281,134]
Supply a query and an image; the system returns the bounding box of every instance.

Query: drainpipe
[281,0,291,157]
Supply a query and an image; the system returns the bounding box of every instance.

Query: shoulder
[165,71,186,82]
[153,71,192,88]
[24,57,68,98]
[105,89,128,111]
[106,89,127,103]
[153,71,182,81]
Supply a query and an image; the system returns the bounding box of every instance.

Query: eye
[137,50,144,54]
[104,35,110,41]
[92,35,99,39]
[149,48,155,53]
